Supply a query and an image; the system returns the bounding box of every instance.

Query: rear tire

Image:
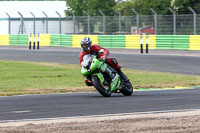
[121,80,133,96]
[91,75,111,97]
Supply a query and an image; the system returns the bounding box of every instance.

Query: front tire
[120,80,133,96]
[91,75,111,97]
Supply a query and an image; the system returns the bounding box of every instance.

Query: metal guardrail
[0,8,199,35]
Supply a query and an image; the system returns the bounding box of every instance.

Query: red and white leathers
[79,44,120,85]
[79,44,120,69]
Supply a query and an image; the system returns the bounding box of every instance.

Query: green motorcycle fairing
[81,55,121,92]
[109,74,121,91]
[81,67,90,76]
[90,57,104,72]
[81,55,104,76]
[93,72,105,84]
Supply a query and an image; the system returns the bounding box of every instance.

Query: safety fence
[0,34,200,50]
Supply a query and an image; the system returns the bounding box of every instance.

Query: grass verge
[0,60,200,96]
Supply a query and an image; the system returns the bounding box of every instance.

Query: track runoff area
[138,34,199,91]
[27,33,199,91]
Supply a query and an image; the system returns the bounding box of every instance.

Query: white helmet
[81,37,92,51]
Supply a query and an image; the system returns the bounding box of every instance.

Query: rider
[79,37,129,86]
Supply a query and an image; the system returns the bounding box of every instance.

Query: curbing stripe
[134,86,200,91]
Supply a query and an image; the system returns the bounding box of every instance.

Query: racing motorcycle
[81,54,133,97]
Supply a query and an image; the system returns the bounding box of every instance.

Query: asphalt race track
[0,47,200,75]
[0,47,200,122]
[1,89,200,122]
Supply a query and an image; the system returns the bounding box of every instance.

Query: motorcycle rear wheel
[91,75,111,97]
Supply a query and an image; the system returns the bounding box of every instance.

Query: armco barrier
[147,35,156,49]
[189,35,200,50]
[98,35,125,48]
[0,34,199,50]
[0,35,9,45]
[72,35,98,48]
[51,35,72,47]
[156,35,173,49]
[111,35,125,48]
[98,35,112,48]
[172,35,189,50]
[125,35,140,49]
[28,34,50,48]
[156,35,189,50]
[10,35,28,46]
[39,34,51,46]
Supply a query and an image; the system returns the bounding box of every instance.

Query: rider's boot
[116,67,129,83]
[116,67,130,90]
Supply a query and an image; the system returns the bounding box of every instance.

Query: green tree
[65,0,121,34]
[133,0,171,15]
[115,0,171,15]
[173,0,200,14]
[114,0,135,15]
[66,0,118,16]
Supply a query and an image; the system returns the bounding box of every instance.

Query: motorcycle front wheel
[91,75,111,97]
[120,80,133,96]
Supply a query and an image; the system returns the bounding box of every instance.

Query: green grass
[0,60,200,96]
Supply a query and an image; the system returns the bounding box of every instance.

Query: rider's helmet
[81,37,92,51]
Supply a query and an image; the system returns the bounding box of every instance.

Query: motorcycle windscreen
[81,54,93,76]
[82,54,93,67]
